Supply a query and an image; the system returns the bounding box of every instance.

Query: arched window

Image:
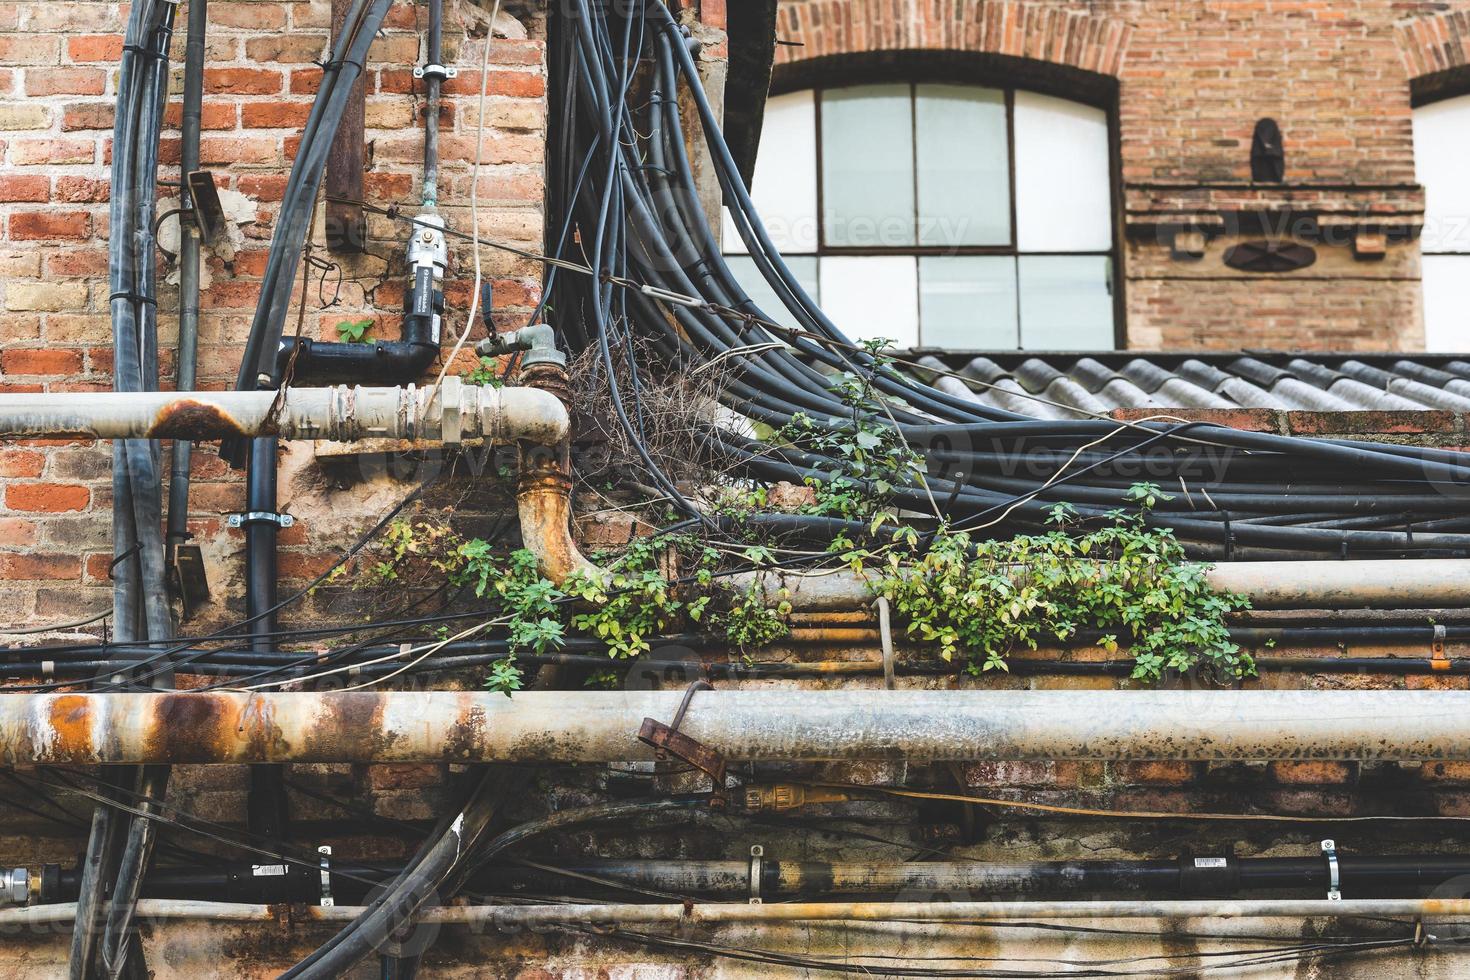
[724,84,1118,350]
[1413,93,1470,351]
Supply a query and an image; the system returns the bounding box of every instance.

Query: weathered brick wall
[0,0,548,628]
[773,0,1464,351]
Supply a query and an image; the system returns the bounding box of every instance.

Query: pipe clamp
[413,63,457,80]
[748,846,764,904]
[1321,839,1341,900]
[318,845,334,907]
[228,512,295,528]
[1431,625,1450,671]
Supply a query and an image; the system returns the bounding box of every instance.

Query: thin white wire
[429,0,501,401]
[221,613,511,693]
[964,414,1192,533]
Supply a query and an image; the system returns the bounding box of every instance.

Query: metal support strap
[413,63,457,80]
[228,511,295,528]
[1431,624,1450,671]
[318,845,334,907]
[748,845,764,905]
[1321,839,1341,901]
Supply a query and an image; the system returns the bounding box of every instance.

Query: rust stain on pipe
[44,694,96,764]
[145,399,253,440]
[145,693,234,763]
[299,691,393,761]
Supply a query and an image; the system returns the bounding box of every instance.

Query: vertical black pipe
[244,436,288,841]
[166,0,206,571]
[421,0,442,208]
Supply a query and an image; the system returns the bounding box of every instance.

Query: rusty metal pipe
[728,559,1470,611]
[0,380,568,445]
[11,690,1470,765]
[514,359,597,584]
[5,897,1470,927]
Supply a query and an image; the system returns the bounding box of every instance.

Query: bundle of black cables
[545,0,1470,561]
[72,1,179,976]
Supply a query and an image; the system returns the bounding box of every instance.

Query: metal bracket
[637,680,727,808]
[876,595,896,690]
[169,543,211,620]
[318,845,334,907]
[413,63,458,80]
[1321,839,1341,900]
[228,511,295,529]
[1431,624,1450,671]
[185,170,227,245]
[748,845,764,905]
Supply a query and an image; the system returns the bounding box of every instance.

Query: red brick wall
[0,0,548,628]
[773,0,1464,352]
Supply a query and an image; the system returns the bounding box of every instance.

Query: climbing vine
[855,487,1254,682]
[352,459,1248,691]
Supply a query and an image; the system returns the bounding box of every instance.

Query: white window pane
[1014,92,1112,252]
[820,256,919,348]
[736,90,819,255]
[821,85,916,248]
[720,207,746,255]
[1423,255,1470,352]
[1018,255,1114,349]
[1414,95,1470,254]
[724,254,818,331]
[918,256,1018,347]
[916,85,1010,247]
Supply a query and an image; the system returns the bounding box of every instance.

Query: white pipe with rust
[8,689,1470,765]
[0,378,568,445]
[728,559,1470,610]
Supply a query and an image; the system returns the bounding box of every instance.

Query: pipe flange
[439,376,463,445]
[1321,839,1341,900]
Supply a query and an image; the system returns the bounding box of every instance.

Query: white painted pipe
[728,559,1470,610]
[0,378,568,445]
[8,689,1470,764]
[4,897,1469,927]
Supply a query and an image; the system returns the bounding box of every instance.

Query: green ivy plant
[335,318,374,344]
[773,339,925,522]
[866,485,1254,682]
[462,355,503,387]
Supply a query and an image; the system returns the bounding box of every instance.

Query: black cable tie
[108,544,142,580]
[1405,512,1414,545]
[122,43,165,61]
[1221,510,1233,561]
[107,290,158,307]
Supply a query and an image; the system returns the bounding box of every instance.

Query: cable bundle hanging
[70,2,180,976]
[545,1,1470,561]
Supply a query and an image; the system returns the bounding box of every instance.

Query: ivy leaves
[870,485,1254,683]
[335,318,374,344]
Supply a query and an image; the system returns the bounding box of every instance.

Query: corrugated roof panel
[904,351,1470,414]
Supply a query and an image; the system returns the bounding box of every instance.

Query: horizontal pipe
[9,690,1470,764]
[19,852,1466,908]
[0,379,568,445]
[4,897,1470,927]
[510,855,1470,897]
[730,559,1470,610]
[1207,559,1470,609]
